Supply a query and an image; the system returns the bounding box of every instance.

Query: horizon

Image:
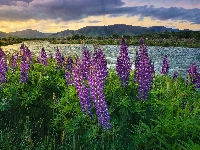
[2,24,197,34]
[6,24,190,34]
[0,0,199,33]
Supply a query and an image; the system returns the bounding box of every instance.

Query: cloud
[88,20,102,23]
[0,0,33,5]
[0,0,199,25]
[0,25,8,28]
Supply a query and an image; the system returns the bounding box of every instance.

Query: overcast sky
[0,0,199,33]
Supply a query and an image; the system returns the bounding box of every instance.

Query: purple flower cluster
[81,47,91,80]
[64,56,74,85]
[92,48,108,86]
[72,58,92,117]
[50,53,53,59]
[19,44,31,84]
[11,53,18,73]
[116,37,132,87]
[40,48,48,66]
[0,48,6,58]
[160,54,169,75]
[137,39,154,101]
[186,63,200,88]
[72,47,111,129]
[134,49,140,82]
[20,43,25,56]
[0,56,7,84]
[172,71,178,82]
[88,60,111,129]
[20,56,30,84]
[25,47,32,63]
[56,47,63,70]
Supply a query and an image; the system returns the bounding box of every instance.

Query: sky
[0,0,199,33]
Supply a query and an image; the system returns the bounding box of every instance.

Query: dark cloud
[88,20,102,23]
[0,0,199,25]
[0,0,33,5]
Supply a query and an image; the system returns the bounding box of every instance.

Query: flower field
[0,38,200,149]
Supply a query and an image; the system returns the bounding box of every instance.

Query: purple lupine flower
[36,57,40,63]
[10,53,18,73]
[20,57,29,84]
[88,63,111,129]
[20,42,25,57]
[92,48,108,87]
[160,54,169,75]
[40,48,48,66]
[50,53,53,59]
[64,56,74,85]
[0,57,7,84]
[134,49,140,82]
[25,46,32,63]
[172,71,178,82]
[56,47,63,70]
[137,39,154,101]
[81,47,91,80]
[186,63,200,88]
[116,36,132,87]
[148,59,154,90]
[0,48,6,58]
[72,58,92,117]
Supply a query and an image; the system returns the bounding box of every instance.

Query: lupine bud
[116,36,132,87]
[20,43,25,57]
[36,57,40,63]
[50,53,53,59]
[172,71,178,82]
[40,48,48,66]
[160,54,169,75]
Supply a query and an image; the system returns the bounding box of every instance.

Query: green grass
[0,56,200,150]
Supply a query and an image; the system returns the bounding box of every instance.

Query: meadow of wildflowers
[0,38,200,149]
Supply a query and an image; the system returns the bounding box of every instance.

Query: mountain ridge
[0,24,194,38]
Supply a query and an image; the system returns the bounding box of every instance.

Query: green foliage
[0,56,200,149]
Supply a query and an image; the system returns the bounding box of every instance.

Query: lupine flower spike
[186,63,200,88]
[172,71,178,82]
[116,36,132,87]
[88,63,111,129]
[137,39,154,101]
[72,59,92,118]
[40,48,48,66]
[56,47,63,70]
[160,54,169,75]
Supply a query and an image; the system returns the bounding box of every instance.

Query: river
[1,41,200,79]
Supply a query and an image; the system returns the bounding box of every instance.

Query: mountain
[47,29,75,38]
[0,24,192,38]
[8,29,52,38]
[0,31,10,38]
[56,24,181,37]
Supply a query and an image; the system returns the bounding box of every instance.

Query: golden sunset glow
[0,0,199,33]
